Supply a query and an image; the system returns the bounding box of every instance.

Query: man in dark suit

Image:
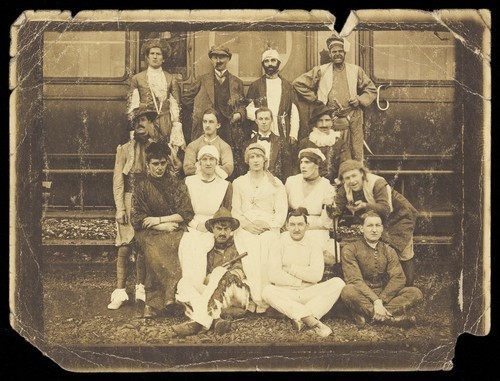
[241,107,292,182]
[182,46,247,147]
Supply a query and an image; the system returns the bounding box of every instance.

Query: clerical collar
[364,239,378,249]
[203,135,219,143]
[147,66,163,74]
[215,69,227,77]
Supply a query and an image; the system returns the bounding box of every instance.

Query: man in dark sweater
[341,211,423,328]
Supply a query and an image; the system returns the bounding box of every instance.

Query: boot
[383,315,417,328]
[107,288,129,310]
[213,318,232,335]
[400,258,415,287]
[172,321,203,337]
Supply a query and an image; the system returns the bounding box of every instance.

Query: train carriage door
[359,28,458,245]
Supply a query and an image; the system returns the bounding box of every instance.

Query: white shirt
[256,131,272,167]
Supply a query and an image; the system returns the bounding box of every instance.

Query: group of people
[107,33,423,339]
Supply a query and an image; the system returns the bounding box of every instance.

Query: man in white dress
[232,143,288,313]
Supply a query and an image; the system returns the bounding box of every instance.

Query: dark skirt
[135,229,183,310]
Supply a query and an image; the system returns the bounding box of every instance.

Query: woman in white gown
[232,143,288,312]
[177,145,232,297]
[285,148,339,265]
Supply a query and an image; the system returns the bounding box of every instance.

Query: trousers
[262,277,345,321]
[341,284,423,318]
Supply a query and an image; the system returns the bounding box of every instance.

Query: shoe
[384,315,417,328]
[143,304,160,319]
[265,307,285,319]
[351,312,366,328]
[220,306,247,320]
[291,319,304,332]
[135,283,145,302]
[313,321,333,338]
[213,319,232,335]
[107,288,129,310]
[172,321,203,337]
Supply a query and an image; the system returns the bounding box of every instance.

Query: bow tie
[258,135,271,142]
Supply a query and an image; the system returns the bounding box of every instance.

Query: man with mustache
[293,34,376,161]
[182,46,247,158]
[173,208,250,337]
[246,49,300,171]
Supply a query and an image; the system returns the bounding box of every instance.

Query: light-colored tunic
[232,173,288,310]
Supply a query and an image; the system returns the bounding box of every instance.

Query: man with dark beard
[246,49,300,171]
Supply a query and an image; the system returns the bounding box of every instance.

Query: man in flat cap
[173,207,250,337]
[182,46,247,154]
[293,34,376,161]
[299,105,351,184]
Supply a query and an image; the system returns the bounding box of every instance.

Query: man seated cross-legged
[262,208,345,338]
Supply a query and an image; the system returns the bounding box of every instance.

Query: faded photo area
[9,9,490,371]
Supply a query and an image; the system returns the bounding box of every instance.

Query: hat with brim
[208,46,232,59]
[309,105,333,126]
[205,207,240,233]
[132,107,158,123]
[326,34,345,50]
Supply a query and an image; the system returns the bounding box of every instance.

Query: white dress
[285,174,339,264]
[232,173,288,311]
[177,175,230,293]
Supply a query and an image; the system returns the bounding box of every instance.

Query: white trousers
[262,277,345,321]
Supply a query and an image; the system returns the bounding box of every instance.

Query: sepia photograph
[9,8,490,371]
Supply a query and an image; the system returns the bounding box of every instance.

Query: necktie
[258,135,271,142]
[216,71,226,84]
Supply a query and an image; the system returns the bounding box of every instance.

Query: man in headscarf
[293,34,376,161]
[246,48,300,167]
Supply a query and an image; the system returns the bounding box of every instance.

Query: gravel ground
[42,264,454,347]
[42,218,115,240]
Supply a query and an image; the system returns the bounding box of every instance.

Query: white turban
[261,49,281,62]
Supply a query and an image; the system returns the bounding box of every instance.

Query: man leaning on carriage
[107,35,423,337]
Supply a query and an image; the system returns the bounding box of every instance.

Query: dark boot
[172,321,203,337]
[383,315,417,329]
[400,258,415,286]
[143,305,161,319]
[213,318,232,335]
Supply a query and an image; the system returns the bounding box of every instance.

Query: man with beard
[299,105,351,184]
[173,208,250,337]
[131,142,194,318]
[293,34,376,161]
[182,46,247,152]
[108,107,158,310]
[246,49,300,148]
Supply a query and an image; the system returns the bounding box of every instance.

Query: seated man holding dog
[173,207,251,337]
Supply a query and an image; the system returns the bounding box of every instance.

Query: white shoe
[135,283,145,302]
[107,288,129,310]
[313,321,332,338]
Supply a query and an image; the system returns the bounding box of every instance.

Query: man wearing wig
[232,143,288,313]
[334,160,418,286]
[293,34,376,161]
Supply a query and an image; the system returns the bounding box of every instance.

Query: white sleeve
[289,103,300,140]
[246,101,257,121]
[128,89,140,114]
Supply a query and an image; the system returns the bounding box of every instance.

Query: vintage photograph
[9,9,490,371]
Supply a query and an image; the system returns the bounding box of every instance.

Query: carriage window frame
[43,30,130,83]
[368,29,456,85]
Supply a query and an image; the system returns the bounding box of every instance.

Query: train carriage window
[372,30,455,81]
[43,31,126,78]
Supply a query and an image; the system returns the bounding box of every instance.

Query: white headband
[261,49,280,62]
